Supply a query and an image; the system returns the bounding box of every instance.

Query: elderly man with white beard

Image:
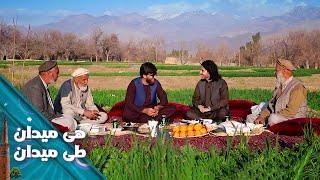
[54,68,108,124]
[22,61,77,131]
[254,59,308,126]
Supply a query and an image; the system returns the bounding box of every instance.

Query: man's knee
[186,109,197,119]
[268,113,288,126]
[98,112,108,122]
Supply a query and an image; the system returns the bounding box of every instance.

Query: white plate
[110,128,123,133]
[181,119,199,124]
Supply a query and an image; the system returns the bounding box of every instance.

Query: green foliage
[10,167,22,178]
[0,64,8,68]
[49,88,319,110]
[59,68,320,77]
[88,133,320,179]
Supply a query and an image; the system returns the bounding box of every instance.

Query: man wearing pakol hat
[186,60,229,122]
[21,61,77,131]
[254,58,308,126]
[54,68,108,124]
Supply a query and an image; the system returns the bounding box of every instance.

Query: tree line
[0,20,319,68]
[0,21,166,62]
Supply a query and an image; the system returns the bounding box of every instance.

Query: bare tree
[89,28,103,62]
[0,21,11,60]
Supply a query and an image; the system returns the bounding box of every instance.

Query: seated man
[21,61,77,131]
[254,59,307,126]
[186,60,229,121]
[54,68,108,124]
[123,62,176,123]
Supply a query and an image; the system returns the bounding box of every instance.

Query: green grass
[49,88,319,110]
[0,64,8,68]
[1,60,320,77]
[87,131,320,179]
[59,69,319,77]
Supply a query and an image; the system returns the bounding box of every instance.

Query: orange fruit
[179,131,187,138]
[179,125,188,132]
[194,123,203,131]
[194,131,202,136]
[187,130,195,137]
[200,128,207,134]
[187,124,194,131]
[172,126,180,133]
[173,131,180,137]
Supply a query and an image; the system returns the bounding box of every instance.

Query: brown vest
[269,78,307,118]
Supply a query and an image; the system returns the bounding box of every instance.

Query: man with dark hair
[21,61,77,131]
[186,60,229,121]
[123,62,176,123]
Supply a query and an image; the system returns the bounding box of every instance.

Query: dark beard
[146,79,154,85]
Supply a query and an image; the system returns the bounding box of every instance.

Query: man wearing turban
[54,68,108,124]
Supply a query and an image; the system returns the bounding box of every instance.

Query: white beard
[79,85,88,92]
[48,78,56,85]
[276,73,286,87]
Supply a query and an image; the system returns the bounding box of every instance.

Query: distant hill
[37,6,320,50]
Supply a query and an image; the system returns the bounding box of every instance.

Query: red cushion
[52,121,69,133]
[168,102,190,120]
[228,100,256,120]
[108,101,126,118]
[229,99,256,109]
[108,101,190,121]
[268,118,320,136]
[108,100,256,121]
[229,109,251,121]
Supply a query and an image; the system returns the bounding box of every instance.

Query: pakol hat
[38,61,57,73]
[277,58,296,71]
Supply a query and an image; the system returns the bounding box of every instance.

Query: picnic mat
[77,131,304,152]
[86,122,266,137]
[75,122,305,152]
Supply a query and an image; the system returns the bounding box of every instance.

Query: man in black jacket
[21,61,77,131]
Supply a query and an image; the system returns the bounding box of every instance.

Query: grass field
[1,60,320,77]
[49,88,320,113]
[87,131,320,179]
[4,60,320,179]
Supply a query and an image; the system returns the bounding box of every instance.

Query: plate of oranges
[172,123,208,138]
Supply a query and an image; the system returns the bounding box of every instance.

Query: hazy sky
[1,0,320,25]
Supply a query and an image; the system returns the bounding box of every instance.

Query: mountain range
[38,6,320,50]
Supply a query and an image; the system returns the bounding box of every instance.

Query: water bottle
[161,115,166,126]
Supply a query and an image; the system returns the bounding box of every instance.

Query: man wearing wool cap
[254,58,308,126]
[21,61,77,131]
[54,68,108,124]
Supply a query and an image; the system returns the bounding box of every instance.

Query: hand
[142,108,158,117]
[84,110,99,120]
[154,105,162,111]
[254,115,266,124]
[153,105,162,114]
[198,105,205,113]
[202,107,211,113]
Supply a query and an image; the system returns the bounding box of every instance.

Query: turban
[72,68,89,77]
